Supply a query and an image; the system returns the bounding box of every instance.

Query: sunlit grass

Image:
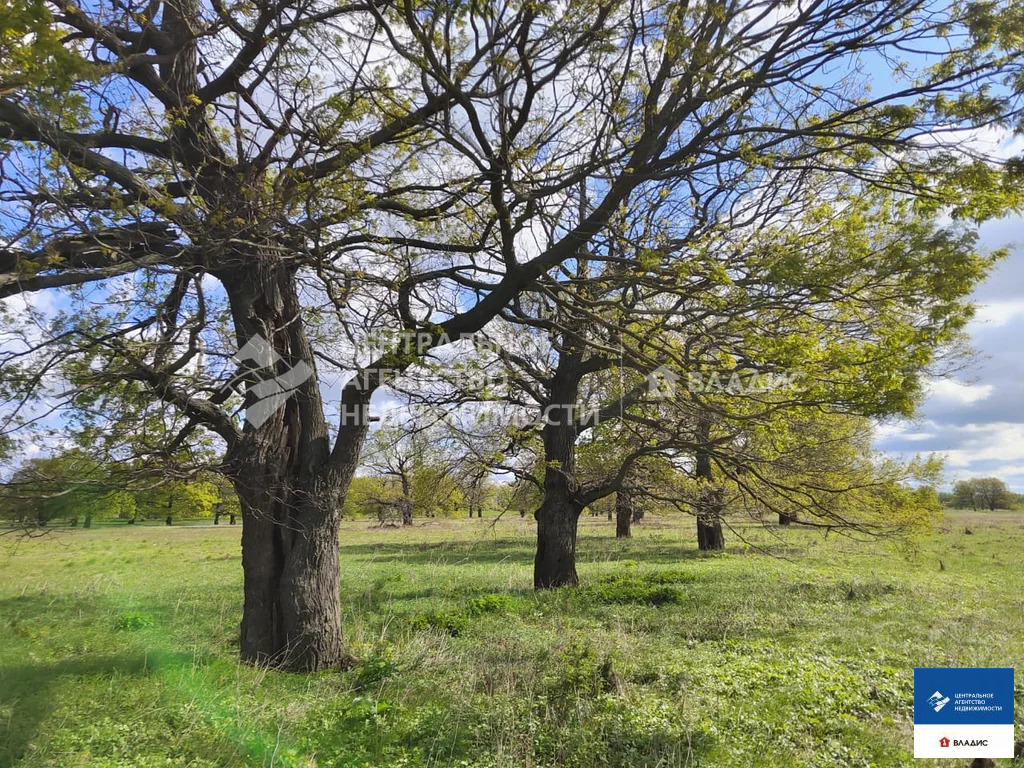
[1,511,1022,767]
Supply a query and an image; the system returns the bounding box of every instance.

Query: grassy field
[0,511,1021,768]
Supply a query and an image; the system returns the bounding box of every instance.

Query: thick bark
[219,258,367,672]
[535,495,582,588]
[696,509,725,550]
[615,488,634,538]
[83,513,92,528]
[695,418,725,552]
[399,475,413,526]
[533,330,585,589]
[233,473,348,671]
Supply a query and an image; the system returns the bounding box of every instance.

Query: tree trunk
[695,417,725,551]
[533,332,585,589]
[230,513,236,525]
[219,258,369,672]
[234,472,348,671]
[696,508,725,550]
[535,495,582,588]
[779,513,795,526]
[399,475,413,526]
[83,513,92,529]
[615,489,633,538]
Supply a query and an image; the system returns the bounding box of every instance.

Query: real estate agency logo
[928,690,950,712]
[913,668,1014,759]
[938,735,991,748]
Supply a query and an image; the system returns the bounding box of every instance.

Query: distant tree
[133,476,225,524]
[211,476,241,525]
[412,465,465,519]
[342,476,392,522]
[362,427,420,526]
[951,478,1014,511]
[974,478,1015,511]
[362,423,421,528]
[455,467,493,519]
[0,450,130,528]
[952,480,979,510]
[361,420,465,524]
[953,478,1015,511]
[495,476,543,520]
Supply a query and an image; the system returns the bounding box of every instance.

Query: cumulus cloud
[876,213,1024,490]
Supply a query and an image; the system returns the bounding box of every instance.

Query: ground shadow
[0,652,155,767]
[335,533,771,570]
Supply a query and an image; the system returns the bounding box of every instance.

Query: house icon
[939,737,950,748]
[647,365,681,399]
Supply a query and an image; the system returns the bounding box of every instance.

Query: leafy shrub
[466,593,518,616]
[410,592,522,636]
[353,647,399,689]
[546,639,618,702]
[583,571,693,606]
[409,609,469,636]
[113,611,154,632]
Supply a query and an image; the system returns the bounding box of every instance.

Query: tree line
[0,450,241,527]
[942,478,1019,511]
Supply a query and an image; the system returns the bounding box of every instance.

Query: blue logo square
[914,668,1014,725]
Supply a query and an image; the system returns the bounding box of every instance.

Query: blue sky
[875,212,1024,491]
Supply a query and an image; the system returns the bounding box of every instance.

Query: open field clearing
[1,511,1022,768]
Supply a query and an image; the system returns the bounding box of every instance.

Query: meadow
[0,511,1021,768]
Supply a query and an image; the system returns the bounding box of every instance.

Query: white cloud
[924,379,993,405]
[969,300,1024,329]
[936,423,1024,469]
[914,124,1024,161]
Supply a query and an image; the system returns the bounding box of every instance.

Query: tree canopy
[2,0,1023,669]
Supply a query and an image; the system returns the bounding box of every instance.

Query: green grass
[1,511,1022,767]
